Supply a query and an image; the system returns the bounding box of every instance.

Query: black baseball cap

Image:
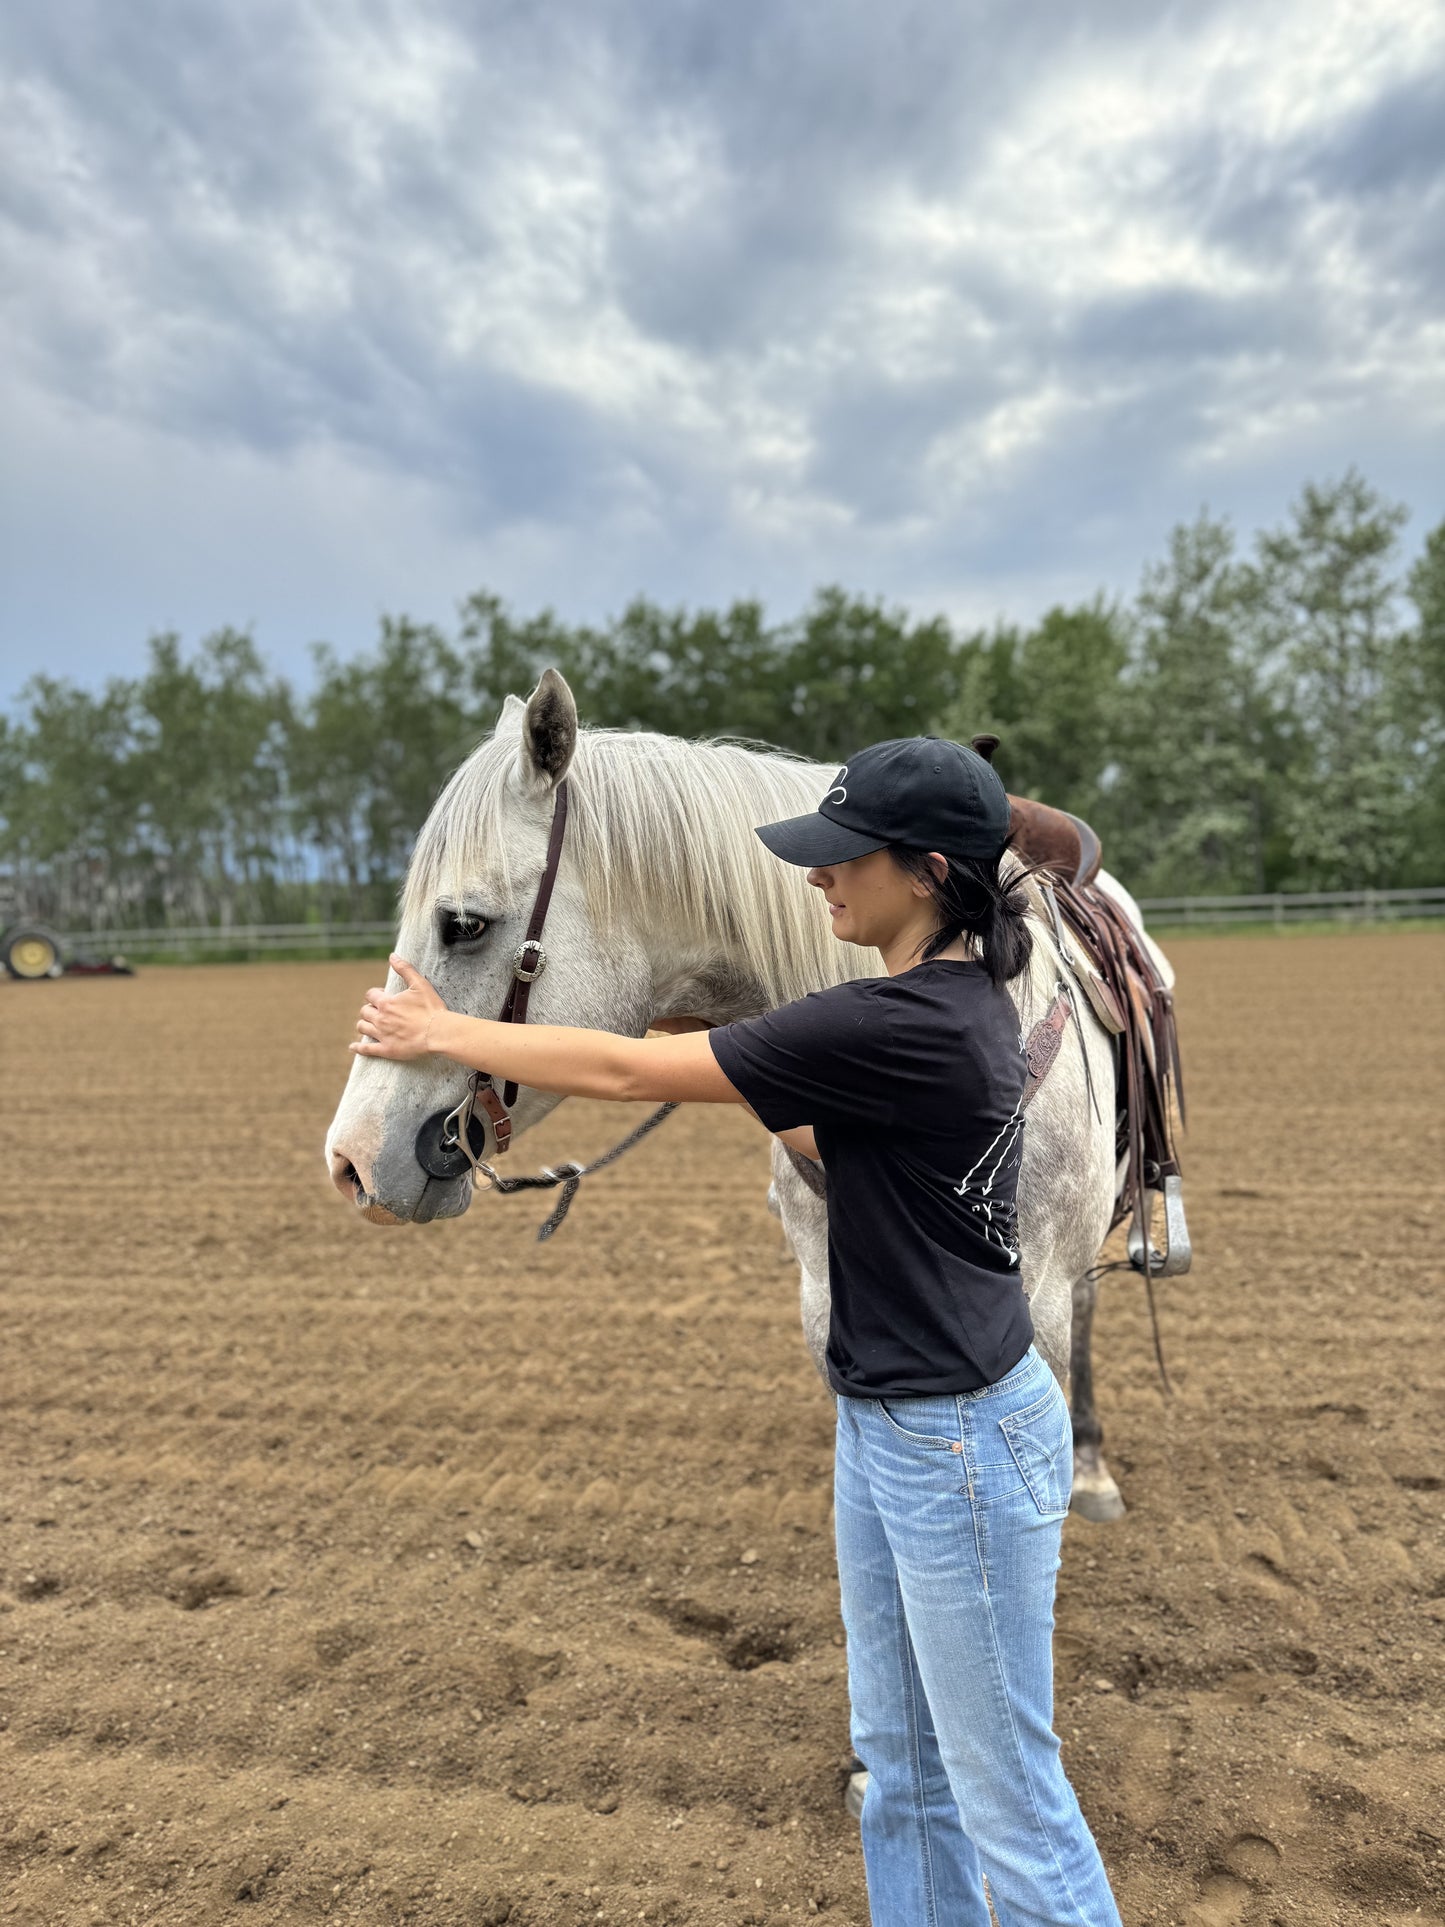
[755,736,1011,867]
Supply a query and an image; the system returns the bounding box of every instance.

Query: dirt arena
[2,931,1442,1926]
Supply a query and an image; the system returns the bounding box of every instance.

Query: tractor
[0,912,134,980]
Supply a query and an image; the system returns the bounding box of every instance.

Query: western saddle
[971,736,1191,1283]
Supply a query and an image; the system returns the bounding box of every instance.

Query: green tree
[130,630,293,925]
[289,619,475,919]
[5,482,1438,931]
[770,588,965,762]
[459,583,969,760]
[1108,514,1285,894]
[1401,519,1445,884]
[457,590,786,742]
[1251,472,1416,889]
[939,602,1127,822]
[0,675,143,927]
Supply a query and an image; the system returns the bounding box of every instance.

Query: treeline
[2,471,1441,931]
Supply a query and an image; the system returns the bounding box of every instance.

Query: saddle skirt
[981,733,1188,1275]
[1047,873,1187,1263]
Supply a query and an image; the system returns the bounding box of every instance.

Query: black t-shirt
[709,959,1033,1399]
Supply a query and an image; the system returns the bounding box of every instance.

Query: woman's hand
[350,954,447,1061]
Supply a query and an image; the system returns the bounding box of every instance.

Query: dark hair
[889,836,1035,987]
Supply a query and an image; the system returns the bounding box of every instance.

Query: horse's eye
[441,912,487,947]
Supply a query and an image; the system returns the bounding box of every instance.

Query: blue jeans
[834,1342,1123,1927]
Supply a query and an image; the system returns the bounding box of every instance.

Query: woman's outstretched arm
[351,955,743,1105]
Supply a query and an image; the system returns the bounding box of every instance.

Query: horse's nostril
[329,1145,371,1202]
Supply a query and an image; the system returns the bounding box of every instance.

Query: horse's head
[324,668,654,1224]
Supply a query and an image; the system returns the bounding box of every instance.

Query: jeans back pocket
[997,1383,1073,1518]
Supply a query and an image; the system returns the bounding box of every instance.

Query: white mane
[400,726,873,1008]
[400,718,1074,1020]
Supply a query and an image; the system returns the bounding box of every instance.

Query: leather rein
[411,778,679,1240]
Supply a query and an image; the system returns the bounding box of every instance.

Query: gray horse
[326,669,1172,1522]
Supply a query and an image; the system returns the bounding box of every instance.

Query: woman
[352,734,1123,1927]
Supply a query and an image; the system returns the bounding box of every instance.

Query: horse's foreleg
[1069,1270,1126,1522]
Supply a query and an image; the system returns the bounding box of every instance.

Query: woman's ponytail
[889,835,1035,987]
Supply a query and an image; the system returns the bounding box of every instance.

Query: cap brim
[753,812,890,867]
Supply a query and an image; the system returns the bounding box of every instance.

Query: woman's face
[805,848,938,950]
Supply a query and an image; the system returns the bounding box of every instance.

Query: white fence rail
[1135,886,1445,925]
[47,886,1445,953]
[57,921,397,953]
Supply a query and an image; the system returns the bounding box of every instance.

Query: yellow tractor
[1,921,134,980]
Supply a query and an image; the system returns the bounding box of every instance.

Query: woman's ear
[926,851,948,886]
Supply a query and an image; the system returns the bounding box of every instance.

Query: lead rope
[467,1100,680,1241]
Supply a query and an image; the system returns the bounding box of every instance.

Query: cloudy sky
[3,0,1443,694]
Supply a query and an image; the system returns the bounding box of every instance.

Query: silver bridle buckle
[513,937,547,983]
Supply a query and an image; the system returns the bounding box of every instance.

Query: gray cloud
[2,0,1443,690]
[1306,68,1445,200]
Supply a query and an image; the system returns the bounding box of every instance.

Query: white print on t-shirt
[951,1102,1024,1267]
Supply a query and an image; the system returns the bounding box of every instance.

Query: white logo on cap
[826,765,848,805]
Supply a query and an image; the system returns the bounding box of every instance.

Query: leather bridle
[413,779,572,1177]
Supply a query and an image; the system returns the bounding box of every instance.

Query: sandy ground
[1,931,1442,1927]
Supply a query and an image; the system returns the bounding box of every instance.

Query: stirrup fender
[1040,882,1125,1035]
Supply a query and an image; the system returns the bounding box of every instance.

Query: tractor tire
[2,924,65,980]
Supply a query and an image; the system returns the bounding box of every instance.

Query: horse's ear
[517,667,578,790]
[496,692,527,734]
[971,734,1000,764]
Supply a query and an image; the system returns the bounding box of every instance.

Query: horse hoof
[1071,1482,1127,1523]
[845,1770,868,1820]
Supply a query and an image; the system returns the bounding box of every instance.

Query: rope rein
[467,1100,680,1241]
